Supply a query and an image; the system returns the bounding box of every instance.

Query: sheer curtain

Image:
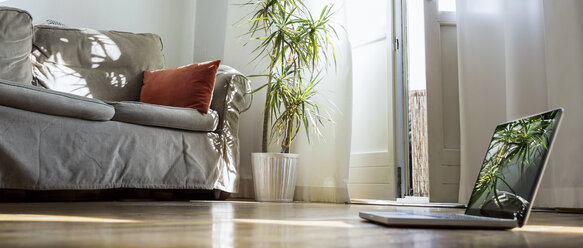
[292,0,352,203]
[457,0,583,208]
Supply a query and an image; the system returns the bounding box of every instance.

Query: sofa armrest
[0,79,114,121]
[210,65,252,134]
[208,65,251,192]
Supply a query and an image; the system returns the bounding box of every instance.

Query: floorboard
[0,201,582,247]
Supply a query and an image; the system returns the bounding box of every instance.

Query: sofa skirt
[0,105,238,192]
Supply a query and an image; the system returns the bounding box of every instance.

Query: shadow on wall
[32,27,165,101]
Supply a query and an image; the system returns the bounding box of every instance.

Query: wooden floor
[0,201,582,247]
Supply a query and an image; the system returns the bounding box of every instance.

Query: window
[438,0,456,12]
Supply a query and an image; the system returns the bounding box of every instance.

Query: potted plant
[243,0,337,202]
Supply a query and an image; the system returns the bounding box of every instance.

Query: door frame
[393,0,411,198]
[393,0,460,201]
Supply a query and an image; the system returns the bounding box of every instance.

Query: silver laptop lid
[464,108,563,227]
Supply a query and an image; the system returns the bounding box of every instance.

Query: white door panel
[347,0,395,200]
[425,0,461,203]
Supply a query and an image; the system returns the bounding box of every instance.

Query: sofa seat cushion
[0,79,115,121]
[31,25,165,101]
[108,101,219,132]
[0,7,33,84]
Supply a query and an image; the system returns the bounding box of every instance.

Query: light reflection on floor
[233,219,354,228]
[0,214,137,223]
[516,225,583,234]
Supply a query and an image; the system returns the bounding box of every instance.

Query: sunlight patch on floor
[0,214,138,223]
[515,225,583,234]
[234,219,354,228]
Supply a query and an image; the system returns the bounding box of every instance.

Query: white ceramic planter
[251,152,300,202]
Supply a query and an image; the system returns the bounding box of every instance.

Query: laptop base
[360,211,518,229]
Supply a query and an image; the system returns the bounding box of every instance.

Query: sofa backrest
[0,6,33,85]
[31,25,165,101]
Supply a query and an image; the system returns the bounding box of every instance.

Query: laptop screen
[465,108,562,226]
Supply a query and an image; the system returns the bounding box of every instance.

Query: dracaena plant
[243,0,337,153]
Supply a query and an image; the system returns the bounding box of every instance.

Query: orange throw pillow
[140,60,221,114]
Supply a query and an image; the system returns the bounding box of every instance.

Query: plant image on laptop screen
[466,110,561,220]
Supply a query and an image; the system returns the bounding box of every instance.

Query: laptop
[359,108,564,229]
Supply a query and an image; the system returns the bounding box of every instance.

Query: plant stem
[261,83,271,153]
[281,115,293,153]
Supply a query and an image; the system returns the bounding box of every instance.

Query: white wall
[2,0,197,68]
[222,1,269,198]
[193,0,228,62]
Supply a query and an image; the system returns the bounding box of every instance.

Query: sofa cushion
[0,7,33,85]
[108,101,219,132]
[31,25,165,101]
[140,60,221,114]
[0,79,115,121]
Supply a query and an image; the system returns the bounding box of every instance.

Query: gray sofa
[0,7,251,198]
